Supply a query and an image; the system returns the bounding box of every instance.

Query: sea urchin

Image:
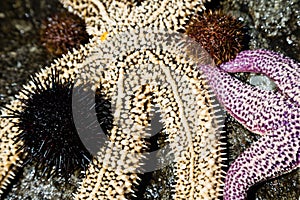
[186,10,246,65]
[40,12,90,56]
[2,69,112,177]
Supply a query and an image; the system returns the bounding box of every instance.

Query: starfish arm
[73,29,225,199]
[59,0,208,36]
[0,43,93,196]
[199,65,299,135]
[224,129,300,200]
[74,127,146,200]
[220,49,300,104]
[0,106,23,196]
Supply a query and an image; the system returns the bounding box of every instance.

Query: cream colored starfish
[71,28,226,199]
[0,0,226,199]
[59,0,208,37]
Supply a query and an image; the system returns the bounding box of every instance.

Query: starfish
[72,28,226,200]
[0,29,225,199]
[0,0,227,199]
[199,49,300,200]
[59,0,208,37]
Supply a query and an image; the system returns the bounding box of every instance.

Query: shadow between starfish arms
[199,49,300,200]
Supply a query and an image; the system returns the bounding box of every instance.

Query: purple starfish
[199,49,300,200]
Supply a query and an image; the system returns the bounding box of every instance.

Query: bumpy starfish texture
[59,0,208,37]
[0,3,227,198]
[1,0,212,198]
[72,28,226,199]
[0,43,94,194]
[0,29,226,199]
[0,0,228,199]
[221,49,300,104]
[199,49,300,200]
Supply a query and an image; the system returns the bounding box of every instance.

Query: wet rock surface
[222,0,300,61]
[0,0,78,199]
[0,0,65,104]
[0,0,299,199]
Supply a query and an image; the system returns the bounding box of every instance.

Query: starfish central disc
[71,27,226,199]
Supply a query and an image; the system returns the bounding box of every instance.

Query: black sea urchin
[3,69,113,177]
[186,10,246,65]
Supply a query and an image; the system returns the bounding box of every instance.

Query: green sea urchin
[186,10,246,65]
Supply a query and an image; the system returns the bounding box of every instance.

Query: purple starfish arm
[224,128,299,200]
[220,49,300,104]
[199,49,300,200]
[199,65,298,135]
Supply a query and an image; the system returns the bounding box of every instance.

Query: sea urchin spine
[2,67,113,178]
[3,69,92,177]
[0,41,95,197]
[40,12,90,56]
[186,10,246,65]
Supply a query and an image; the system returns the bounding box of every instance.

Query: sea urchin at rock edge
[2,69,113,177]
[186,10,246,65]
[40,12,90,56]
